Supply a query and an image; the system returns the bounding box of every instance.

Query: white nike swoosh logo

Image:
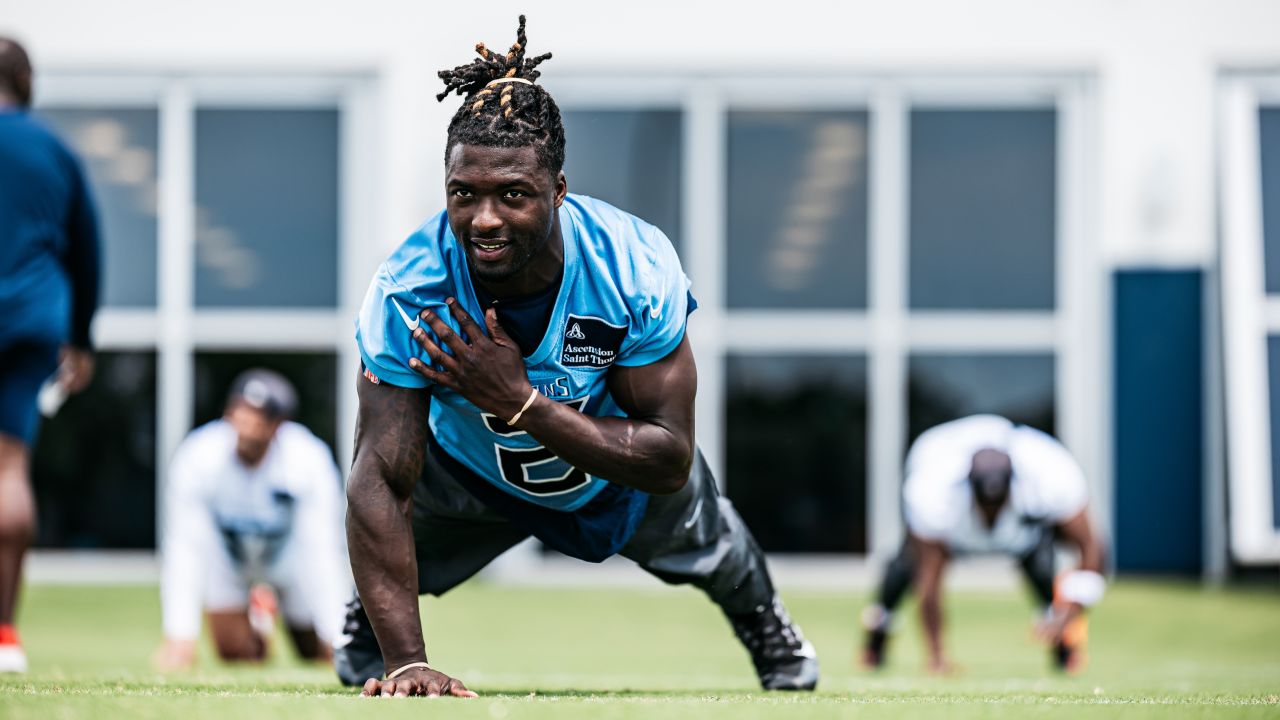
[391,298,419,332]
[683,499,703,529]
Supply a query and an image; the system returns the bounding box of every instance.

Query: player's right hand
[360,665,478,698]
[151,637,197,672]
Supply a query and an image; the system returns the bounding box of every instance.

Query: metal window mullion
[336,80,379,476]
[155,82,196,548]
[685,83,727,486]
[93,309,160,349]
[868,85,908,560]
[723,312,871,353]
[906,313,1057,351]
[1078,78,1113,562]
[1055,79,1111,543]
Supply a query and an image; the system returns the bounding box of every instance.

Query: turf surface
[1,579,1278,718]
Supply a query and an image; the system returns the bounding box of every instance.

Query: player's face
[445,143,566,284]
[225,402,282,467]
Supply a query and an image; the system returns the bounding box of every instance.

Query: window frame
[36,73,1101,560]
[551,75,1103,561]
[36,73,377,547]
[1219,74,1280,563]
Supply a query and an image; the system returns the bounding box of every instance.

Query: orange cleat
[1055,614,1089,674]
[0,624,27,673]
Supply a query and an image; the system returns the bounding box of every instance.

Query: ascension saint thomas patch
[560,315,627,369]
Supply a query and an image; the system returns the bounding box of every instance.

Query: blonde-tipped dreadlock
[437,15,564,175]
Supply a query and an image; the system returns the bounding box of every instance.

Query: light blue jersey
[356,194,692,512]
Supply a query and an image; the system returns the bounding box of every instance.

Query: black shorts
[407,442,775,614]
[0,341,59,446]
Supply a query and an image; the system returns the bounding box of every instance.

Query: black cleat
[728,595,819,691]
[863,627,889,669]
[332,594,384,686]
[1052,638,1072,670]
[1049,612,1088,674]
[860,604,891,669]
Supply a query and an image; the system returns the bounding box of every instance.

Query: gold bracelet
[386,661,432,680]
[507,388,540,426]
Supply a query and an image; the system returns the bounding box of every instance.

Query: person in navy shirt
[339,17,817,696]
[0,37,101,674]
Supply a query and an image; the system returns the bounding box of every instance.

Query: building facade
[7,0,1279,577]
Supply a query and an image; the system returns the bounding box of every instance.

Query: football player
[0,37,100,674]
[154,370,350,669]
[339,16,818,697]
[861,414,1106,674]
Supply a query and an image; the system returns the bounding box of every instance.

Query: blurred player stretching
[339,16,818,697]
[154,370,349,669]
[861,414,1107,674]
[0,37,101,674]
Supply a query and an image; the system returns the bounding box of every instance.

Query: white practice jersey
[902,414,1088,556]
[160,420,350,642]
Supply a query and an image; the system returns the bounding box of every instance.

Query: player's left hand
[58,345,95,394]
[408,298,534,421]
[360,665,478,698]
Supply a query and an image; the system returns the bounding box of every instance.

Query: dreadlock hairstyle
[436,15,565,177]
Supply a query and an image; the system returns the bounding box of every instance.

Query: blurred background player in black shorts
[860,415,1108,674]
[0,36,101,674]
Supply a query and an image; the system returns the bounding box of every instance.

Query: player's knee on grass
[1018,530,1057,607]
[208,611,267,662]
[213,637,266,662]
[287,625,331,661]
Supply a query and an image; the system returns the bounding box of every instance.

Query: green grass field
[1,579,1277,718]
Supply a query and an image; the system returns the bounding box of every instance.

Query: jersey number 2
[483,397,590,497]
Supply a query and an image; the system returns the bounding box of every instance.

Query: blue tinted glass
[561,110,682,253]
[909,109,1056,310]
[1261,108,1280,295]
[195,109,339,308]
[908,353,1055,447]
[726,355,868,552]
[728,112,870,309]
[39,109,159,308]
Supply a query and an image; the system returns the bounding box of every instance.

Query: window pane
[193,351,339,456]
[909,109,1056,310]
[1261,108,1280,295]
[908,354,1055,447]
[561,110,682,253]
[195,109,339,308]
[32,351,157,548]
[726,355,868,552]
[39,108,159,308]
[727,112,870,309]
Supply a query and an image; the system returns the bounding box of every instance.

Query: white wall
[5,0,1278,268]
